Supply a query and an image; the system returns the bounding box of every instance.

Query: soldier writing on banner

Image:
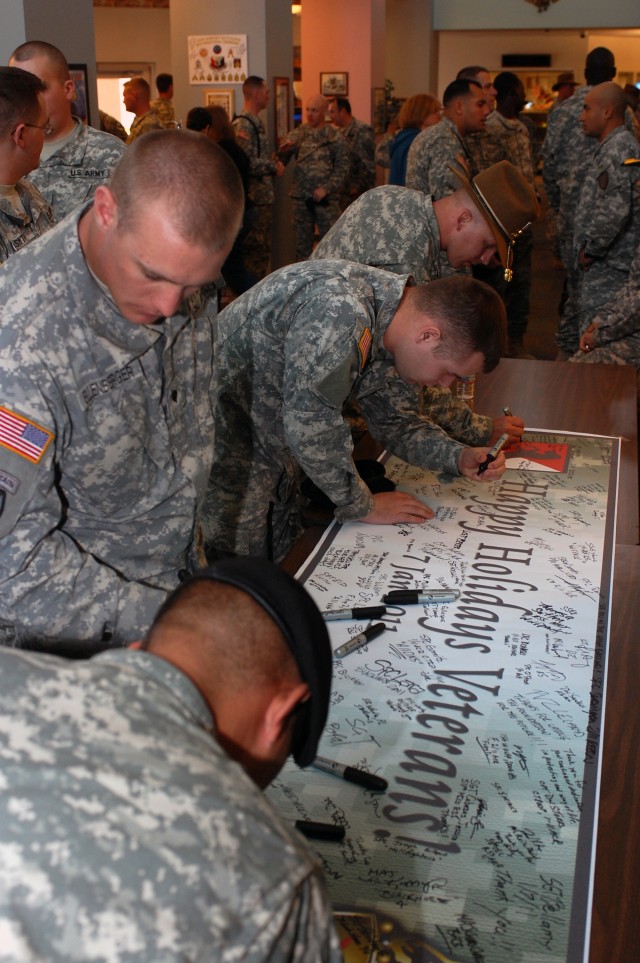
[0,66,53,264]
[0,131,243,651]
[0,558,341,963]
[9,40,125,221]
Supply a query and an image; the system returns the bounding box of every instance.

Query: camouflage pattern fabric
[0,646,341,963]
[233,112,279,277]
[0,208,218,648]
[150,97,175,128]
[571,247,640,367]
[484,110,535,187]
[26,119,125,221]
[0,179,53,264]
[281,124,349,259]
[573,127,640,330]
[405,116,474,199]
[126,109,164,144]
[465,124,503,176]
[337,117,376,208]
[202,259,492,561]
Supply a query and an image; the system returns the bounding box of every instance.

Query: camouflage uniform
[0,208,218,649]
[233,111,278,278]
[202,260,492,561]
[281,124,349,260]
[570,247,640,367]
[405,116,475,199]
[26,119,125,221]
[484,110,536,344]
[126,109,164,144]
[337,117,376,209]
[0,646,340,963]
[0,179,53,264]
[464,124,503,176]
[150,96,176,128]
[573,126,640,331]
[98,109,127,142]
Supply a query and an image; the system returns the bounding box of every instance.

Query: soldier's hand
[360,491,434,525]
[458,446,506,481]
[490,416,524,446]
[312,186,328,203]
[579,323,598,353]
[578,247,595,270]
[274,159,285,177]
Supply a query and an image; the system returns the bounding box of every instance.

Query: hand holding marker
[477,432,509,476]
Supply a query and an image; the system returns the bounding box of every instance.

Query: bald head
[306,94,328,128]
[581,82,627,141]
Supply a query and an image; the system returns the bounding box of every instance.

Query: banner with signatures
[267,431,619,963]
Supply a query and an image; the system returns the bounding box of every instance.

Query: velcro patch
[358,328,372,369]
[597,170,609,191]
[0,406,53,463]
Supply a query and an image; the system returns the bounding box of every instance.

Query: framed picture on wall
[204,88,235,119]
[69,63,90,125]
[320,72,348,97]
[273,76,290,144]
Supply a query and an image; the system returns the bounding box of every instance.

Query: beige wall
[93,7,171,77]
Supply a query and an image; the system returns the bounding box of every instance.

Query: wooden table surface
[475,358,639,545]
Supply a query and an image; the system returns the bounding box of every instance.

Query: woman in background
[389,93,442,186]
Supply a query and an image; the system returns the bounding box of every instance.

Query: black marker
[382,589,459,605]
[334,621,386,659]
[294,819,345,841]
[322,605,387,621]
[313,755,388,792]
[477,432,509,475]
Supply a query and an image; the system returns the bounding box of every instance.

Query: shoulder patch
[597,170,609,191]
[358,328,372,369]
[0,406,54,463]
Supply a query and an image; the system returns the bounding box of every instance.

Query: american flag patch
[0,407,53,464]
[358,328,372,368]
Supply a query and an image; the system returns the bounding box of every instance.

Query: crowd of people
[0,36,639,960]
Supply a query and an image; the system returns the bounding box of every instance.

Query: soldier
[279,94,349,260]
[0,558,340,962]
[9,41,125,221]
[0,130,244,650]
[406,78,491,199]
[0,66,53,264]
[232,75,284,278]
[541,47,620,356]
[573,242,640,367]
[123,77,164,143]
[150,71,176,128]
[456,65,502,176]
[573,82,640,332]
[202,263,508,562]
[328,96,375,208]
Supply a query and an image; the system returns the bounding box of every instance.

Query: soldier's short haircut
[125,76,151,98]
[0,66,46,137]
[243,75,265,96]
[410,275,507,372]
[332,97,351,114]
[443,78,482,107]
[109,129,244,253]
[10,40,70,83]
[456,66,489,81]
[155,72,173,93]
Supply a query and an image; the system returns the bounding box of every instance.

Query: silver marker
[334,621,386,659]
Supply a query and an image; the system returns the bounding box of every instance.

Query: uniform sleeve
[326,133,350,195]
[593,255,640,344]
[233,117,277,179]
[0,364,167,648]
[581,158,636,259]
[246,876,342,963]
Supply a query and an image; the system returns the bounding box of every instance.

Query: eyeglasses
[10,119,54,137]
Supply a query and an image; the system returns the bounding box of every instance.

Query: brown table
[475,358,639,545]
[589,543,640,961]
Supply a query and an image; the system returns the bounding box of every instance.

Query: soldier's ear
[456,208,473,231]
[92,185,119,232]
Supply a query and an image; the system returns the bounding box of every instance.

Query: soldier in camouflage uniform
[124,77,164,143]
[0,66,53,264]
[541,47,625,355]
[573,83,640,332]
[0,558,341,962]
[406,79,491,199]
[202,261,509,561]
[10,41,126,221]
[572,242,640,367]
[0,131,243,650]
[279,94,349,260]
[328,97,376,209]
[150,71,176,128]
[233,76,285,278]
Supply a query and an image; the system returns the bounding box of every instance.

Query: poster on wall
[187,34,248,85]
